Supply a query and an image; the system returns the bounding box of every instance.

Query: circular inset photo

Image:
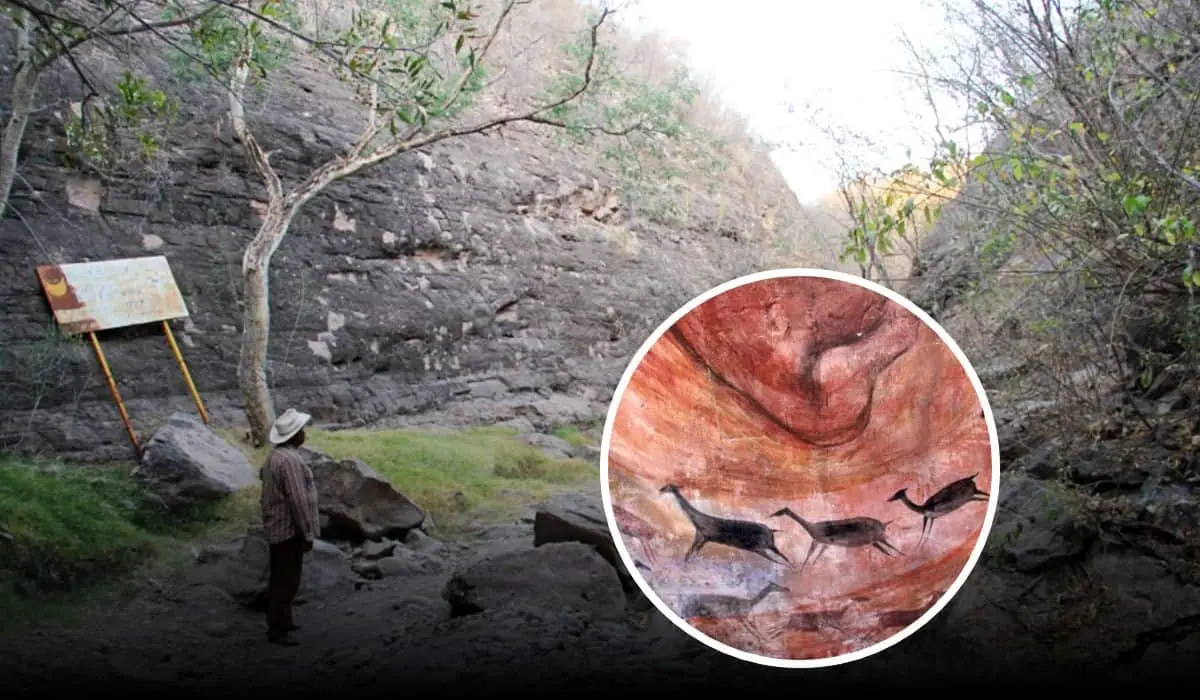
[600,268,999,669]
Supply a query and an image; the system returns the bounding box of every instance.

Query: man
[259,407,320,646]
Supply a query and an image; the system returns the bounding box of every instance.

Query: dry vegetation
[814,0,1200,455]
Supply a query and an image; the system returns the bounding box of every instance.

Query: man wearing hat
[259,408,320,646]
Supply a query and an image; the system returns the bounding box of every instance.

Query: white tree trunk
[0,14,40,216]
[237,204,297,446]
[237,259,275,446]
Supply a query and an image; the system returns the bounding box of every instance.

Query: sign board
[36,255,189,334]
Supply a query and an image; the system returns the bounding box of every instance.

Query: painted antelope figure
[888,473,990,545]
[769,507,902,572]
[659,484,791,566]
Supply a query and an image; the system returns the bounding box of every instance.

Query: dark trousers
[266,533,306,635]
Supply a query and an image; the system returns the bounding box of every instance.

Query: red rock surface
[606,275,995,661]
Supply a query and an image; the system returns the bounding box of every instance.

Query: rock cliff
[0,37,823,461]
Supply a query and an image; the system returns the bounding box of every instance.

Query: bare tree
[0,0,216,214]
[159,0,664,444]
[809,0,1200,436]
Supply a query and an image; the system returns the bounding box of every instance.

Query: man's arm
[278,456,317,544]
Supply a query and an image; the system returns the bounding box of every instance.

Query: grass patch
[0,422,598,631]
[0,457,255,632]
[301,425,598,534]
[550,423,598,447]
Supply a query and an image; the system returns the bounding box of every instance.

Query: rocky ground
[0,489,973,695]
[4,401,1200,693]
[3,464,1200,694]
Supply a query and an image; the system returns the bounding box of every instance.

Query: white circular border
[599,267,1002,670]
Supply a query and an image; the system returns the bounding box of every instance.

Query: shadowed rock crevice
[669,278,923,447]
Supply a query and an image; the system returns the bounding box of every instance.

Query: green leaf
[999,90,1015,107]
[1068,122,1085,135]
[1192,270,1200,288]
[455,33,465,53]
[1121,193,1150,218]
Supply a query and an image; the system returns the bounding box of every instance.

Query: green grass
[305,425,598,534]
[0,423,599,631]
[0,457,255,632]
[551,424,597,447]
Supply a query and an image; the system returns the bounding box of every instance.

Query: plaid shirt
[260,446,321,545]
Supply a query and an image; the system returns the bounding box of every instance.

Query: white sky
[614,0,961,204]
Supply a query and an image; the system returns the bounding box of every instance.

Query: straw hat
[269,408,312,445]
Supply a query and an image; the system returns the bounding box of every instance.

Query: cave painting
[601,269,999,668]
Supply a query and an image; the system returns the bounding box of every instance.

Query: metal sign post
[86,330,139,449]
[161,319,210,424]
[35,255,209,455]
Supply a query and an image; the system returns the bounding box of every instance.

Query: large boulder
[533,491,633,590]
[186,529,356,607]
[441,541,626,620]
[133,412,257,508]
[988,475,1096,572]
[299,447,426,542]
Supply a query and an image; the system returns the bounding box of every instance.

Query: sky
[614,0,963,205]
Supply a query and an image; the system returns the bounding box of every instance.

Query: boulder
[299,448,426,542]
[352,544,450,579]
[378,547,449,578]
[990,475,1096,572]
[569,443,602,464]
[442,541,625,620]
[533,491,634,590]
[134,413,257,508]
[523,433,574,460]
[359,539,399,559]
[187,530,356,607]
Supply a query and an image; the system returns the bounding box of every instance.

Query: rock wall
[0,45,818,461]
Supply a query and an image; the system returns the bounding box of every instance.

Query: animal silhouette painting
[679,581,790,644]
[889,473,990,545]
[611,502,660,571]
[660,484,791,567]
[603,271,999,664]
[769,507,902,572]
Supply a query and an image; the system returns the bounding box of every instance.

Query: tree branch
[0,0,223,72]
[300,3,619,208]
[228,42,283,209]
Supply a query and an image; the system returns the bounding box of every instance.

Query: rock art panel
[602,270,999,667]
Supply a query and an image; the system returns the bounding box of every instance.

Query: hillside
[0,0,836,460]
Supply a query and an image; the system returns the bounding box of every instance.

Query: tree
[162,0,661,445]
[0,0,214,215]
[814,0,1200,431]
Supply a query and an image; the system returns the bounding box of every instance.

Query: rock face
[533,491,633,590]
[133,412,257,508]
[607,274,995,660]
[0,36,815,461]
[442,541,626,620]
[300,448,426,542]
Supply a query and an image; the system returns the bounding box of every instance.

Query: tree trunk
[238,263,274,446]
[0,15,40,216]
[237,206,295,446]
